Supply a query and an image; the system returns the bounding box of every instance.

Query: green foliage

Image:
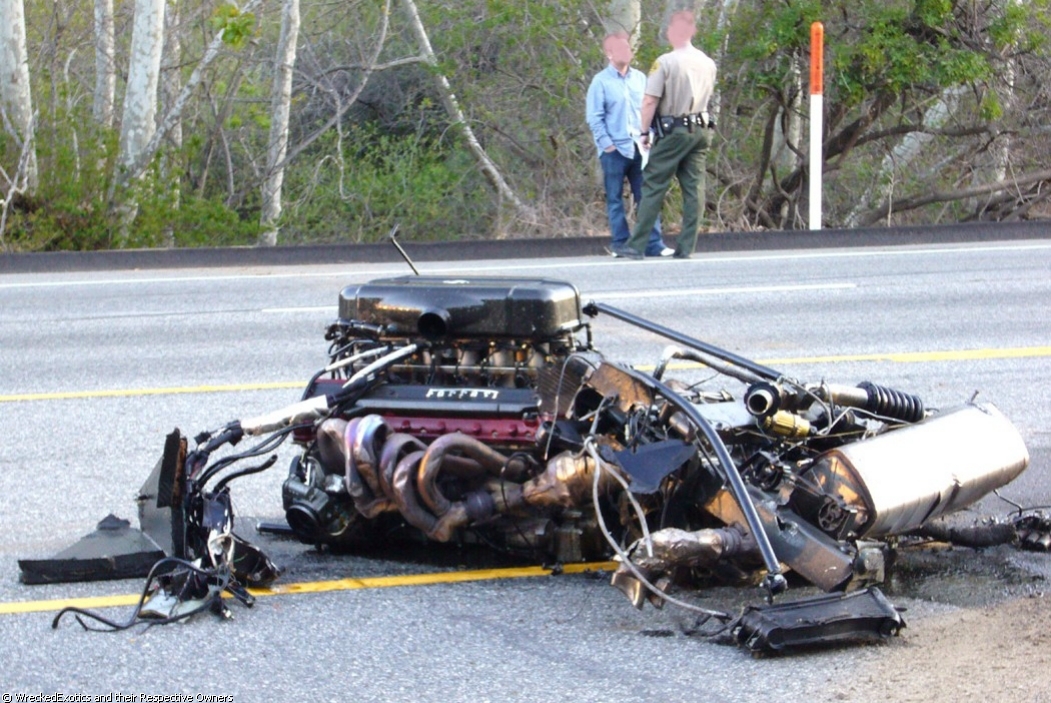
[211,3,257,49]
[137,193,265,248]
[829,3,993,107]
[11,0,1051,249]
[913,0,952,27]
[1,97,262,251]
[280,123,493,243]
[989,0,1049,53]
[980,91,1004,122]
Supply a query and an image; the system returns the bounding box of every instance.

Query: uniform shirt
[586,64,647,159]
[645,45,717,117]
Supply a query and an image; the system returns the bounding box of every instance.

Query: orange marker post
[809,22,824,230]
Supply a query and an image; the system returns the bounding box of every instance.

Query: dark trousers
[600,148,665,255]
[627,130,709,257]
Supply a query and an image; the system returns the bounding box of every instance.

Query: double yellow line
[0,381,305,403]
[3,346,1049,404]
[0,562,617,615]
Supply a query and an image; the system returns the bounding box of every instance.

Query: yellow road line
[0,562,618,615]
[3,347,1049,403]
[0,381,305,403]
[758,346,1051,365]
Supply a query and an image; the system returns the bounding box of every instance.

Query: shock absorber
[856,381,925,423]
[817,382,926,424]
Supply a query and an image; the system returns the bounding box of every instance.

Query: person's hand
[604,145,617,153]
[639,134,651,150]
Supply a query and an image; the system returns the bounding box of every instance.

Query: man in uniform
[586,31,672,258]
[620,10,717,260]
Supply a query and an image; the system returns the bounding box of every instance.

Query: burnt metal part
[137,429,186,558]
[908,519,1018,548]
[753,498,856,592]
[18,514,166,584]
[20,429,189,585]
[602,440,698,494]
[732,587,905,654]
[615,363,788,597]
[1012,513,1051,551]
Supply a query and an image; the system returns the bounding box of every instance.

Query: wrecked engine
[273,276,1028,600]
[42,275,1032,648]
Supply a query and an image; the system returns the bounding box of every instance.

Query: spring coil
[857,381,925,423]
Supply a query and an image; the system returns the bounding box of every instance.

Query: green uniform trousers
[626,129,709,257]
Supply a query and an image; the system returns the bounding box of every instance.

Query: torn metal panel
[136,429,186,557]
[18,514,165,584]
[733,587,905,654]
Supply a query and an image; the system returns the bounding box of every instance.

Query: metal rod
[583,301,781,381]
[388,224,420,276]
[623,366,787,597]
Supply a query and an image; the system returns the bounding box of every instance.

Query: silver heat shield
[804,403,1029,538]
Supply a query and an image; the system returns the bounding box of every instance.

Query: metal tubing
[388,224,420,275]
[391,450,438,534]
[378,433,427,500]
[624,366,786,594]
[417,433,508,516]
[342,343,421,390]
[584,302,781,382]
[350,415,389,497]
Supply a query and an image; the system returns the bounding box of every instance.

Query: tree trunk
[399,0,535,228]
[277,0,395,177]
[112,0,262,197]
[93,0,116,128]
[0,0,38,192]
[118,0,165,175]
[605,0,641,42]
[259,0,300,247]
[160,0,183,247]
[844,88,965,227]
[972,4,1019,220]
[161,0,183,160]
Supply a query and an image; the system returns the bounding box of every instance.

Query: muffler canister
[804,403,1029,538]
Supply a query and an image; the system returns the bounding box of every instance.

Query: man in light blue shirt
[586,31,671,258]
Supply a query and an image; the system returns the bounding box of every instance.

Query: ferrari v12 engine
[93,273,1029,639]
[274,275,1029,601]
[280,276,607,560]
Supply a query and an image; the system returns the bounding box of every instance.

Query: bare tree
[259,0,301,246]
[605,0,641,42]
[399,0,535,228]
[0,0,37,192]
[0,115,35,250]
[117,0,165,178]
[112,0,263,196]
[845,88,966,227]
[159,0,183,246]
[161,0,183,161]
[93,0,116,128]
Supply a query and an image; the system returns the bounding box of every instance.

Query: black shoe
[611,246,644,260]
[672,251,692,259]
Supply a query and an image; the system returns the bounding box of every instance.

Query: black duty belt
[655,112,714,137]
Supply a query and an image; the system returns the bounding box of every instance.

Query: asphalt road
[1,235,1050,702]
